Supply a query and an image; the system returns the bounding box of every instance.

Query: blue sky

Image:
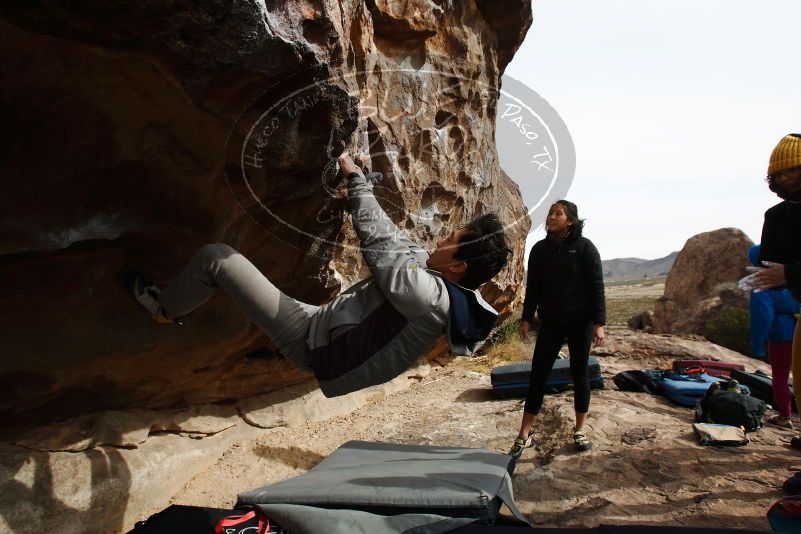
[505,0,801,260]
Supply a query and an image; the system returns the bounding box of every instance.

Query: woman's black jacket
[521,233,606,325]
[760,200,801,301]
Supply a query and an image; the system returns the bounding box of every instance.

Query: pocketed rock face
[653,228,753,334]
[0,1,532,428]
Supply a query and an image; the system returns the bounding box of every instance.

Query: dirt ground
[164,332,793,532]
[2,307,793,533]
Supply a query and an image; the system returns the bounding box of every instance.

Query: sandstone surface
[0,1,532,427]
[0,330,789,534]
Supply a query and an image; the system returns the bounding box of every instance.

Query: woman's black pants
[523,320,593,415]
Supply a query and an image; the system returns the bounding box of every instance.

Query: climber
[127,151,512,397]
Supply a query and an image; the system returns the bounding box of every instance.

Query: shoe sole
[124,271,182,325]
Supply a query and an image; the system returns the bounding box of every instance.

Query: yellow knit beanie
[768,133,801,176]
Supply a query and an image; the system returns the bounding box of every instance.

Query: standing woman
[510,200,606,457]
[754,134,801,427]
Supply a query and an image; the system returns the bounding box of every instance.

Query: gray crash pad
[237,440,528,534]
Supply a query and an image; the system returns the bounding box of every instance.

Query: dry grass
[458,336,534,374]
[605,276,666,288]
[605,276,665,327]
[605,296,660,326]
[455,310,534,373]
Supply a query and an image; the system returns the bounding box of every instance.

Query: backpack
[613,370,663,394]
[695,389,766,432]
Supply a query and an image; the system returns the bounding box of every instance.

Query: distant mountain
[602,252,678,281]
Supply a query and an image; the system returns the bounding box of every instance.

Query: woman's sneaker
[126,272,179,324]
[508,432,534,459]
[769,415,794,430]
[573,430,592,452]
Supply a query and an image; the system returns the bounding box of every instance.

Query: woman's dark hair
[551,200,585,238]
[453,213,511,289]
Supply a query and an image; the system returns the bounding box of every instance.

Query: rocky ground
[172,330,794,531]
[0,327,795,533]
[3,277,791,534]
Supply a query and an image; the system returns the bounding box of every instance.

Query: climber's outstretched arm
[338,152,440,316]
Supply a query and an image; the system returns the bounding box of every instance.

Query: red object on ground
[672,359,745,378]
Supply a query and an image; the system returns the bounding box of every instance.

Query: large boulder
[653,228,752,335]
[0,0,533,429]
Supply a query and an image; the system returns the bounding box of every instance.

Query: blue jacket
[749,245,800,357]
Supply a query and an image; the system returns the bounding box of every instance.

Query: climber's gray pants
[159,243,318,370]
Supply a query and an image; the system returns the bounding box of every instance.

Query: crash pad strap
[214,510,269,534]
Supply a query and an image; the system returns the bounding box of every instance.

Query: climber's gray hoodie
[307,173,499,397]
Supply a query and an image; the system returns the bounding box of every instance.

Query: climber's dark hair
[454,213,512,289]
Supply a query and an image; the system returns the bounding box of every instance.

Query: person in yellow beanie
[754,134,801,431]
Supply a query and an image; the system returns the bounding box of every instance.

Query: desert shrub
[487,315,521,347]
[703,306,751,355]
